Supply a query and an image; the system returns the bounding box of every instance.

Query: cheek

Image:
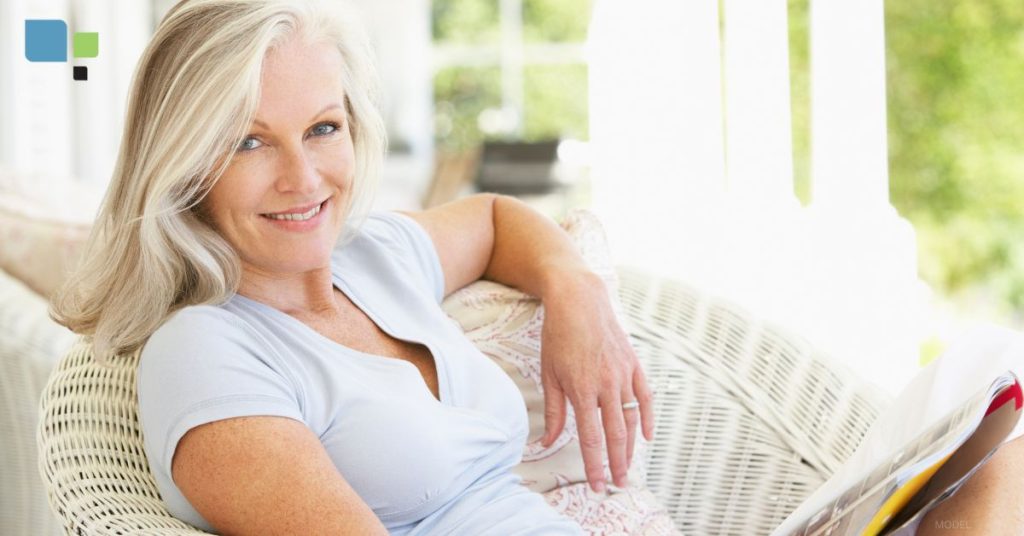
[318,139,357,185]
[202,172,260,231]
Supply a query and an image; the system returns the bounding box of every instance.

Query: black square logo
[73,66,88,81]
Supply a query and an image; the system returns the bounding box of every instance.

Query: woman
[51,0,653,534]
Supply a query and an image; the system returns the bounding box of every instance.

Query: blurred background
[2,0,1023,394]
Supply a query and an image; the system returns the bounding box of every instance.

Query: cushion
[441,209,677,534]
[0,175,97,298]
[0,267,79,536]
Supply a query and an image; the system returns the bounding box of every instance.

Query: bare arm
[918,435,1024,535]
[399,193,593,299]
[401,194,654,493]
[171,416,387,535]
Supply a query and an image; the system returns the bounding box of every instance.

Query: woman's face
[202,37,355,277]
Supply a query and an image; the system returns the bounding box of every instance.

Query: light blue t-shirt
[137,211,582,535]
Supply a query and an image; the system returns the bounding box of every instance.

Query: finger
[622,386,639,470]
[600,391,629,489]
[542,378,567,447]
[633,365,655,441]
[573,396,607,493]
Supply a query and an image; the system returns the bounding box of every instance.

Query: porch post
[809,0,890,208]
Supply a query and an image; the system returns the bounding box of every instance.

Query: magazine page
[772,374,1014,536]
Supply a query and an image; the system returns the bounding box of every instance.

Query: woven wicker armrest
[615,267,893,534]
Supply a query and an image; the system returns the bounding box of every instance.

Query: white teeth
[264,203,321,221]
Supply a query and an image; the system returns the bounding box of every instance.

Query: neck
[236,263,339,317]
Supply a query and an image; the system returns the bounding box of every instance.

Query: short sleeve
[137,306,304,481]
[359,211,446,303]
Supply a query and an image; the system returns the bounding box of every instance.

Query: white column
[4,0,74,187]
[722,0,795,204]
[588,0,725,271]
[68,0,150,187]
[355,0,433,209]
[809,0,889,208]
[0,0,16,172]
[801,0,926,394]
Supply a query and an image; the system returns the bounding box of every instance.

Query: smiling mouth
[260,199,327,222]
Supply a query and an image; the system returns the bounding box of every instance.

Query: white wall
[0,0,148,216]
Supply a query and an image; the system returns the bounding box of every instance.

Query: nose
[274,142,321,195]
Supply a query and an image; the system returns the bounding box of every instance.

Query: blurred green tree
[885,0,1024,313]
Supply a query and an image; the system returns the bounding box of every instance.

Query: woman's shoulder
[141,304,257,365]
[150,304,246,340]
[339,210,419,252]
[137,301,300,404]
[334,210,444,303]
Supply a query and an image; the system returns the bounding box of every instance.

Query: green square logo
[72,32,98,58]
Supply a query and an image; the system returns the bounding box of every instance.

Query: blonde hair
[51,0,387,362]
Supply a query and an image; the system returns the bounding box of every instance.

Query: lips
[259,198,329,225]
[261,199,325,217]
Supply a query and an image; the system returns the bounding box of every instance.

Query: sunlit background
[2,0,1022,394]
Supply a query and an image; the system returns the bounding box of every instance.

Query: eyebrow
[252,102,343,129]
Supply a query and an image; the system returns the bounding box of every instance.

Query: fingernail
[593,480,606,493]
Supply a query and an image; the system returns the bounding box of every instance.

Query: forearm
[482,195,601,301]
[917,435,1024,534]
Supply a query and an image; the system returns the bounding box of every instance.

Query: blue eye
[236,121,339,154]
[312,122,339,136]
[238,137,262,152]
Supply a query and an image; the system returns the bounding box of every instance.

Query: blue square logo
[25,19,68,62]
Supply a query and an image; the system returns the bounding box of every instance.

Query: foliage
[523,64,588,141]
[523,0,591,43]
[433,66,502,150]
[787,0,811,204]
[431,0,499,44]
[885,0,1024,311]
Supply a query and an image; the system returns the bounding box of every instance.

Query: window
[431,0,592,151]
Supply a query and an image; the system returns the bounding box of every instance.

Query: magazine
[772,371,1022,536]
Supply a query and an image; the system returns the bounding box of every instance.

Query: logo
[24,19,98,81]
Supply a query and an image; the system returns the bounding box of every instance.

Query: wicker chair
[37,268,892,535]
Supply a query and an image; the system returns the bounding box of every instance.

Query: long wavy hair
[50,0,387,363]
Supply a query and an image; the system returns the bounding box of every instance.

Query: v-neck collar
[231,273,452,407]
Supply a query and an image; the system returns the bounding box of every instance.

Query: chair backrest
[37,342,211,535]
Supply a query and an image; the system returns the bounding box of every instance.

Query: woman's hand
[538,269,655,493]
